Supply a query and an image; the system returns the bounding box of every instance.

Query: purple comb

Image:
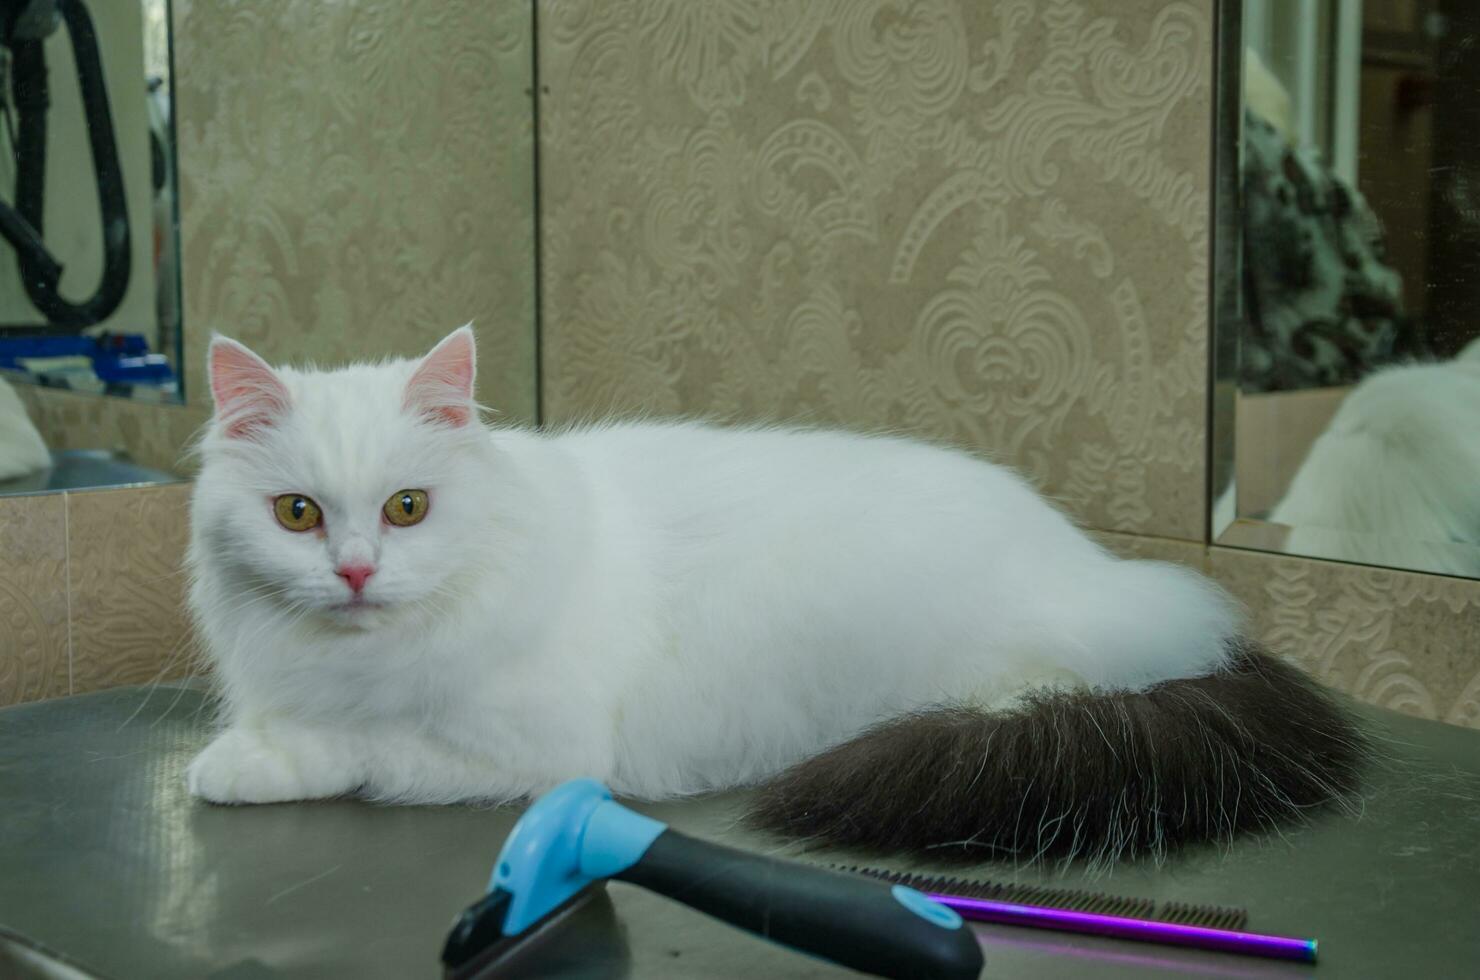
[835,866,1317,963]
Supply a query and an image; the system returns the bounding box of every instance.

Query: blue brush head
[490,778,666,937]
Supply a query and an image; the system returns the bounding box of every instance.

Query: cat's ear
[405,325,477,427]
[208,336,291,439]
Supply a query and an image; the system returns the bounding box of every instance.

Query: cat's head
[191,327,496,630]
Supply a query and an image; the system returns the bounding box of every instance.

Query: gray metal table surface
[1,685,1477,979]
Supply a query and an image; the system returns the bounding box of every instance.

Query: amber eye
[384,489,429,527]
[273,494,322,532]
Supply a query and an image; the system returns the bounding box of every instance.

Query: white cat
[0,376,50,481]
[186,328,1362,861]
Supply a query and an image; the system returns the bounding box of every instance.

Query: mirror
[1214,0,1480,579]
[0,0,180,395]
[1,0,539,498]
[0,0,181,493]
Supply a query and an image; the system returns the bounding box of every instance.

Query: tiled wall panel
[538,0,1215,539]
[0,495,70,704]
[1100,532,1480,729]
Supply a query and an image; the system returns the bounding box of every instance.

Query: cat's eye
[384,489,430,527]
[273,494,322,532]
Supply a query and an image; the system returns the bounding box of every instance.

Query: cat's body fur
[188,329,1363,860]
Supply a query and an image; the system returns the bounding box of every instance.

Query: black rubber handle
[614,830,983,980]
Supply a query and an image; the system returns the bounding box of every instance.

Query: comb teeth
[832,866,1249,932]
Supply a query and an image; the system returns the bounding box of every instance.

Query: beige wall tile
[171,0,538,419]
[15,0,540,698]
[0,494,70,705]
[539,0,1214,540]
[1100,532,1480,731]
[1208,546,1480,730]
[66,484,194,695]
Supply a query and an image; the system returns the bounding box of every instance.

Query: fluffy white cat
[187,328,1362,861]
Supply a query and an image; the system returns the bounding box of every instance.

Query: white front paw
[186,727,351,804]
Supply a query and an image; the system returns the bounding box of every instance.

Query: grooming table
[2,687,1477,978]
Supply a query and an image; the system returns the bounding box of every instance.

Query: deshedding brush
[441,780,984,980]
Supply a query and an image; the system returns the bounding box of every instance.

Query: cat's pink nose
[336,563,376,595]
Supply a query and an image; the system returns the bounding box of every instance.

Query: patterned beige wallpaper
[538,0,1214,539]
[16,0,539,473]
[1210,548,1480,731]
[0,494,69,705]
[7,485,1474,729]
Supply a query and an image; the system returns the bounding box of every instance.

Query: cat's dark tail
[749,642,1367,863]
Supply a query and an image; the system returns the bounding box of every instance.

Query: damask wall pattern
[5,0,1474,736]
[538,0,1215,539]
[16,0,539,472]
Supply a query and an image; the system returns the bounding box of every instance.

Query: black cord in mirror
[0,0,131,332]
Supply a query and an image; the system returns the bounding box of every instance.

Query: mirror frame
[1208,0,1480,581]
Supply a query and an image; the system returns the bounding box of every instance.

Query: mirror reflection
[0,0,181,491]
[1222,0,1480,579]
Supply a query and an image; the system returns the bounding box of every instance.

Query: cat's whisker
[115,649,192,731]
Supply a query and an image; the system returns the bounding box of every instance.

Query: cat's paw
[186,727,354,804]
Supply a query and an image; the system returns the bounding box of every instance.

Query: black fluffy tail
[749,642,1367,863]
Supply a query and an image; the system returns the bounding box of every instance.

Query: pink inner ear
[209,339,290,439]
[405,327,477,427]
